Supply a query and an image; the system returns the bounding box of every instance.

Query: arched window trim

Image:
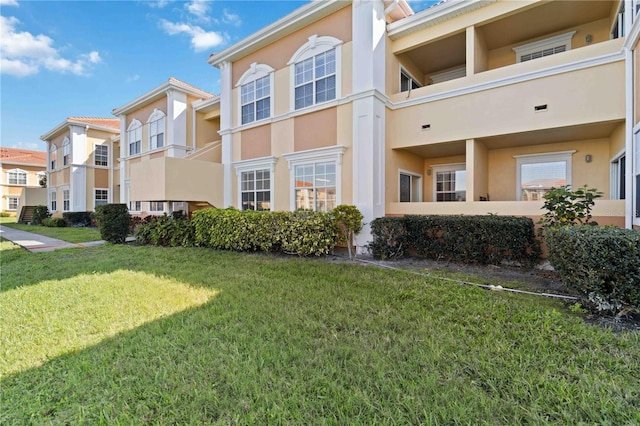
[287,35,343,65]
[147,109,166,150]
[236,63,275,126]
[49,143,57,170]
[7,168,28,185]
[62,136,71,166]
[127,119,142,156]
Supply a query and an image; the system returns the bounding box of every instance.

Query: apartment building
[112,77,222,216]
[0,147,46,216]
[41,117,120,216]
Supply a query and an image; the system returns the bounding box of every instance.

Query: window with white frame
[94,144,108,166]
[611,1,625,39]
[50,190,57,211]
[7,169,27,185]
[63,189,70,211]
[7,197,18,211]
[62,137,70,166]
[237,63,274,126]
[240,170,271,211]
[50,144,57,170]
[611,153,626,200]
[172,202,188,213]
[149,201,164,212]
[127,119,142,156]
[400,69,422,92]
[433,164,466,202]
[515,151,574,201]
[513,31,575,63]
[289,35,342,111]
[148,109,165,150]
[399,171,422,202]
[129,201,142,212]
[94,189,109,208]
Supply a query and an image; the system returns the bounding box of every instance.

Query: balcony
[130,157,223,207]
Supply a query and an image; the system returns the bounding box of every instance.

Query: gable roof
[67,117,120,130]
[0,147,47,166]
[40,116,121,141]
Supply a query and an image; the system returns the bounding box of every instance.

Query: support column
[167,90,188,158]
[119,115,127,206]
[220,61,234,207]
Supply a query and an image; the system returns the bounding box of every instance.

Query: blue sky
[1,0,436,151]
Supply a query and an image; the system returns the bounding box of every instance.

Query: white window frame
[399,170,422,202]
[610,1,625,39]
[514,151,575,201]
[432,163,467,202]
[288,35,342,112]
[7,197,19,211]
[282,145,346,211]
[147,109,166,151]
[236,62,274,126]
[129,201,142,213]
[94,188,109,209]
[94,144,109,167]
[127,119,142,156]
[149,201,165,213]
[610,149,626,201]
[50,143,57,170]
[50,190,57,212]
[513,31,576,63]
[400,67,422,92]
[62,187,70,212]
[429,66,466,84]
[7,168,27,185]
[62,136,70,166]
[233,157,277,212]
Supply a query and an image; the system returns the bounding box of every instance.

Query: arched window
[288,35,342,111]
[62,136,70,166]
[127,119,142,155]
[236,63,274,126]
[147,109,166,150]
[49,143,57,170]
[7,168,27,185]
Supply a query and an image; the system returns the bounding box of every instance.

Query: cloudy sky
[1,0,436,151]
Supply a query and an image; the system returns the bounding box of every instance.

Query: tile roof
[67,117,121,130]
[0,147,47,165]
[168,77,216,98]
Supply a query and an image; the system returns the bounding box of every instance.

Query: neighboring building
[0,147,46,216]
[112,77,221,216]
[40,117,120,217]
[202,0,639,248]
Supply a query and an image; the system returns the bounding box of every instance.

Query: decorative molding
[282,145,346,169]
[235,63,275,87]
[127,119,142,131]
[513,31,576,63]
[287,35,343,65]
[232,156,278,175]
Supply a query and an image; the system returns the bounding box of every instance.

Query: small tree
[32,205,51,225]
[39,174,47,188]
[538,185,602,235]
[93,204,131,244]
[332,205,364,259]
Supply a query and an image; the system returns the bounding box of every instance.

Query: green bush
[42,217,67,227]
[370,215,540,266]
[538,185,602,234]
[278,211,337,256]
[135,211,194,247]
[93,204,131,244]
[547,226,640,313]
[332,205,364,259]
[63,212,93,227]
[0,212,10,218]
[32,205,51,225]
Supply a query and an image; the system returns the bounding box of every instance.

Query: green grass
[1,222,101,243]
[1,245,639,424]
[0,215,17,223]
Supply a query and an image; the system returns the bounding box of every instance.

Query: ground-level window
[95,189,109,208]
[130,201,142,212]
[63,189,70,211]
[515,151,574,201]
[399,171,422,202]
[294,162,336,212]
[50,191,57,211]
[7,197,18,211]
[241,170,270,211]
[149,201,164,212]
[433,164,466,202]
[611,153,626,200]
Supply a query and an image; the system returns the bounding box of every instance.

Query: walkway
[0,225,106,252]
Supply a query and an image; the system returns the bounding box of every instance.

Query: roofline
[193,94,221,111]
[208,0,350,67]
[0,160,47,167]
[40,119,119,141]
[386,0,498,40]
[112,79,212,116]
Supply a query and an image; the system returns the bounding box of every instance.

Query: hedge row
[547,226,640,313]
[135,211,193,247]
[369,215,540,266]
[42,217,66,227]
[62,212,93,227]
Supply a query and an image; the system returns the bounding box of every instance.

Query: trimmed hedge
[32,205,50,225]
[94,204,131,244]
[42,217,67,227]
[135,212,194,247]
[370,215,540,266]
[547,226,640,313]
[63,211,93,227]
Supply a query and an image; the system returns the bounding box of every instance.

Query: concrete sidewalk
[0,225,106,252]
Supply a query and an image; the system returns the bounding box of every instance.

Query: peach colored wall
[385,148,425,203]
[150,152,164,160]
[241,124,271,160]
[62,168,70,185]
[94,168,108,188]
[50,132,68,150]
[196,114,220,149]
[473,26,488,74]
[294,108,337,152]
[609,122,626,157]
[470,139,488,201]
[127,98,166,153]
[232,6,352,84]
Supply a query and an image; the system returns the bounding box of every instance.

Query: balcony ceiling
[400,140,467,158]
[401,31,466,76]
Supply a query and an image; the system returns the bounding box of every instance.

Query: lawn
[1,222,101,243]
[1,243,639,424]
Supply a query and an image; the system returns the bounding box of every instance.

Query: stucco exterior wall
[126,97,167,153]
[240,125,271,160]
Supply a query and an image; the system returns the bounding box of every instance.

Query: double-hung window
[50,191,57,212]
[130,201,142,212]
[128,119,142,156]
[7,169,27,185]
[50,144,57,170]
[148,109,165,150]
[7,197,18,211]
[95,145,108,166]
[241,169,271,211]
[63,189,70,211]
[241,76,270,125]
[62,137,70,166]
[95,189,109,208]
[611,153,626,200]
[433,164,466,202]
[515,151,574,201]
[149,201,164,212]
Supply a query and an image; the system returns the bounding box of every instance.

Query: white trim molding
[232,156,277,211]
[514,150,575,201]
[513,31,576,63]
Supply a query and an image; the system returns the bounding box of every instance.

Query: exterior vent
[534,104,548,112]
[422,124,431,130]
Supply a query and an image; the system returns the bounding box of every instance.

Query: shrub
[0,212,10,218]
[63,212,93,227]
[547,226,640,313]
[32,205,51,225]
[42,217,67,227]
[332,205,364,259]
[278,211,337,256]
[538,185,602,234]
[370,215,540,266]
[93,204,131,244]
[135,211,194,247]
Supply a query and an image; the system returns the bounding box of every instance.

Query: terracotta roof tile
[168,77,216,97]
[67,117,121,130]
[0,147,47,165]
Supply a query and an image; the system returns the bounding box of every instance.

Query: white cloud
[148,0,172,8]
[0,15,102,77]
[126,74,140,83]
[160,19,225,52]
[0,0,19,6]
[186,0,211,21]
[222,9,241,27]
[14,141,43,151]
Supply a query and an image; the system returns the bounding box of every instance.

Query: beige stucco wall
[609,122,626,157]
[126,98,166,153]
[195,114,221,150]
[293,108,337,152]
[94,168,108,188]
[241,125,271,160]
